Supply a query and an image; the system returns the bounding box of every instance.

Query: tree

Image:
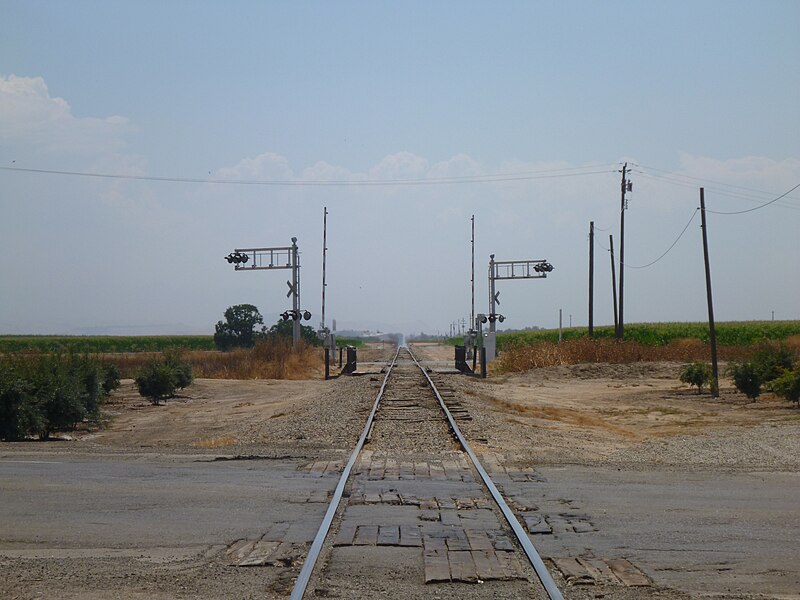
[726,361,763,400]
[268,318,322,346]
[134,352,194,405]
[726,346,796,402]
[0,354,114,440]
[135,360,178,405]
[769,366,800,406]
[679,362,712,394]
[214,304,265,351]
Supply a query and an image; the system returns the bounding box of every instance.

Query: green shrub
[135,361,178,405]
[769,366,800,405]
[726,345,795,401]
[726,361,763,400]
[0,364,41,440]
[751,345,794,382]
[0,354,113,440]
[164,350,193,390]
[134,352,194,405]
[102,363,121,395]
[679,362,712,394]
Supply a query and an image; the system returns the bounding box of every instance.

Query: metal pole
[489,254,496,333]
[291,237,300,348]
[617,163,627,340]
[610,234,618,335]
[471,215,475,329]
[321,207,328,330]
[699,188,720,397]
[589,221,594,338]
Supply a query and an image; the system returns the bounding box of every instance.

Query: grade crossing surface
[291,346,563,599]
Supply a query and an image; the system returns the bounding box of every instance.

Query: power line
[634,163,790,196]
[597,208,699,269]
[0,164,616,187]
[705,182,800,215]
[633,168,800,211]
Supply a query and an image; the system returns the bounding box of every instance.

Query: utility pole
[588,221,594,338]
[471,215,475,334]
[290,237,301,346]
[609,234,618,334]
[617,163,632,339]
[321,207,328,332]
[489,254,497,335]
[699,188,719,397]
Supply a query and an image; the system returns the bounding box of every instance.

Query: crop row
[496,320,800,350]
[0,335,217,354]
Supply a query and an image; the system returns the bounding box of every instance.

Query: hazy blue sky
[1,1,798,335]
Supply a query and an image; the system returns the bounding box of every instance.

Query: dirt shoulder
[451,361,800,470]
[9,345,797,473]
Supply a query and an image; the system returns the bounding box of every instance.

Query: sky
[1,1,799,336]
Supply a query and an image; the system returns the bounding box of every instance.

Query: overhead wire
[597,208,699,270]
[705,182,800,215]
[0,164,617,187]
[632,167,800,211]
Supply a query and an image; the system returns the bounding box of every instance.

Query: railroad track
[290,345,564,599]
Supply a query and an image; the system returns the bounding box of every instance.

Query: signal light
[303,311,312,321]
[534,262,554,273]
[224,251,250,265]
[281,311,290,321]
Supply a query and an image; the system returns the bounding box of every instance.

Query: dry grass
[494,338,787,373]
[481,392,640,438]
[109,338,323,380]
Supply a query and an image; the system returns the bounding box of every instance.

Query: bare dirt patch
[59,345,799,471]
[449,360,800,469]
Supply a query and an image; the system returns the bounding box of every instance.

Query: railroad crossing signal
[224,251,249,265]
[224,237,311,348]
[486,254,554,362]
[281,310,312,321]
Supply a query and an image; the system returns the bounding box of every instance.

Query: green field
[495,321,800,350]
[0,335,216,354]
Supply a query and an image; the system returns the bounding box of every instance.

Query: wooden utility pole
[617,163,629,340]
[699,188,720,397]
[609,234,618,334]
[588,221,594,337]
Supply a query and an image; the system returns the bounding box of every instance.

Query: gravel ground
[3,345,799,600]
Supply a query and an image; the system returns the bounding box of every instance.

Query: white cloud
[368,151,429,179]
[215,152,294,180]
[0,74,132,155]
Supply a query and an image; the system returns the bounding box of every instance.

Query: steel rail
[407,347,565,600]
[290,346,401,600]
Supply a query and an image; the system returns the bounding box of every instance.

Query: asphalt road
[1,451,798,599]
[525,465,800,598]
[0,452,327,556]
